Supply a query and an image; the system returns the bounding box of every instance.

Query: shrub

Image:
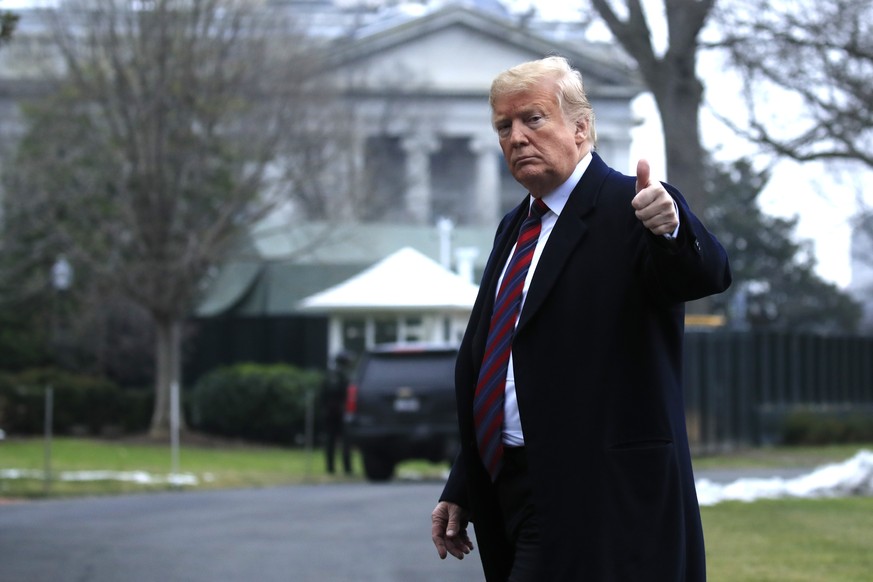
[0,367,152,435]
[189,363,324,445]
[781,407,873,445]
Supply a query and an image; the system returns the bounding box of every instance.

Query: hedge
[189,362,324,445]
[781,407,873,445]
[0,368,152,436]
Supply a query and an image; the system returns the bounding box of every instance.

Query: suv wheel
[362,448,396,482]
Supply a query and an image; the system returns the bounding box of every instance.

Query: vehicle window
[364,353,456,386]
[343,319,366,355]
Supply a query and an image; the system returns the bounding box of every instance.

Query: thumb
[445,505,461,537]
[635,159,651,194]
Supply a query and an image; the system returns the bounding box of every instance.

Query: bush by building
[189,362,323,445]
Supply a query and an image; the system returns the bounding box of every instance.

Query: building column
[340,132,367,221]
[469,134,501,225]
[401,132,439,224]
[328,317,343,359]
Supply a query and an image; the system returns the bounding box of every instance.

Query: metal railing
[683,331,873,453]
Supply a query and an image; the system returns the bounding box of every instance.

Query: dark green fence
[683,331,873,453]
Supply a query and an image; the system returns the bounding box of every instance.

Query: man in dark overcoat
[431,56,731,581]
[323,351,353,475]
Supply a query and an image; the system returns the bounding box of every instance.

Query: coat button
[694,239,702,253]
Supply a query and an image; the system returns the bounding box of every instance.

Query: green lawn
[703,497,873,581]
[0,436,367,497]
[0,437,869,498]
[698,444,873,580]
[692,443,872,470]
[2,438,872,579]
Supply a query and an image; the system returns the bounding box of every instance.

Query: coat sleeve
[643,183,732,303]
[439,451,470,510]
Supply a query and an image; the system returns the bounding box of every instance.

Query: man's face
[492,80,589,198]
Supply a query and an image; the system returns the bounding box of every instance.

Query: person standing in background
[323,351,353,476]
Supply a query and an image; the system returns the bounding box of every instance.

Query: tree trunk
[589,0,715,315]
[652,77,710,315]
[149,316,185,439]
[650,73,707,212]
[589,0,713,212]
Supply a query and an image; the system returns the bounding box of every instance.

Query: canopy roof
[297,246,479,313]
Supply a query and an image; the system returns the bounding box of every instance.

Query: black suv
[344,344,459,482]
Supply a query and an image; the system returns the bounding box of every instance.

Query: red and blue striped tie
[474,197,549,481]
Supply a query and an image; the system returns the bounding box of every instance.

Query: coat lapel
[516,152,610,332]
[469,198,530,368]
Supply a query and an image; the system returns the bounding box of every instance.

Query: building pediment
[325,4,641,98]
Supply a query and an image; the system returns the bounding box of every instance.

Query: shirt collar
[533,151,592,217]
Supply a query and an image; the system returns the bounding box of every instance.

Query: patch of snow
[696,450,873,506]
[0,468,198,486]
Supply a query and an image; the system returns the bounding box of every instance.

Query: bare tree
[0,10,17,46]
[1,0,352,438]
[713,0,873,328]
[850,204,873,332]
[589,0,715,212]
[578,0,717,317]
[715,0,873,168]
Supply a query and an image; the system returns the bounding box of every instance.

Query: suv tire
[361,448,396,482]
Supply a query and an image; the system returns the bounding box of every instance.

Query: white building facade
[318,2,642,228]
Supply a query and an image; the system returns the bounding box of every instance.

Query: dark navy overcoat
[441,152,731,581]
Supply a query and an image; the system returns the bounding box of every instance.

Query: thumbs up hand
[631,159,679,236]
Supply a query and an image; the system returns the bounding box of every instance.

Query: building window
[374,317,398,345]
[401,316,424,343]
[431,138,473,224]
[343,319,366,355]
[363,136,405,222]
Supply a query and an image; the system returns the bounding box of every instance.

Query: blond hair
[490,55,597,145]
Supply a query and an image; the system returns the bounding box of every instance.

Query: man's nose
[509,122,528,145]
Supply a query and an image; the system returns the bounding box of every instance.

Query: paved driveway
[0,466,821,582]
[0,482,481,582]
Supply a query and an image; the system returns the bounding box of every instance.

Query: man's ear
[575,118,589,144]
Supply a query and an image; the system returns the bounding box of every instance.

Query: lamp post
[51,255,73,292]
[49,255,73,349]
[45,255,73,495]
